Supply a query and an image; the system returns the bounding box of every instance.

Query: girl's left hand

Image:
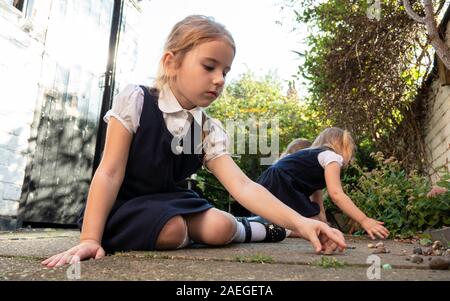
[295,218,347,253]
[360,217,389,240]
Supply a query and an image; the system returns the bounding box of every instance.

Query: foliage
[312,256,345,268]
[195,73,325,212]
[281,0,434,171]
[335,151,450,237]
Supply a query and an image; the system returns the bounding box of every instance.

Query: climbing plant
[281,0,441,171]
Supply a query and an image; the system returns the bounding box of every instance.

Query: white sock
[232,220,267,242]
[249,222,266,241]
[232,221,246,242]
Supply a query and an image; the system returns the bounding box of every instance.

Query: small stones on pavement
[382,264,392,270]
[429,257,450,270]
[372,247,390,254]
[433,249,443,256]
[423,247,433,256]
[375,242,384,248]
[368,241,386,253]
[323,248,335,255]
[432,240,443,250]
[410,255,424,264]
[413,247,423,255]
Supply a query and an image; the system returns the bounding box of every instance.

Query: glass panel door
[20,0,114,224]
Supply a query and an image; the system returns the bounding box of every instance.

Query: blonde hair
[311,127,355,165]
[280,138,312,159]
[155,15,236,90]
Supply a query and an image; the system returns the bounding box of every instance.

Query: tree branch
[403,0,426,24]
[404,0,450,70]
[423,0,450,70]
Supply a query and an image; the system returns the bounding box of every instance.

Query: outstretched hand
[360,217,389,240]
[296,218,346,253]
[41,240,105,268]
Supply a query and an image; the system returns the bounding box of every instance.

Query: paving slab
[0,229,448,281]
[1,255,449,281]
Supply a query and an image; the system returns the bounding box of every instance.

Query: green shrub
[196,73,325,212]
[338,152,450,237]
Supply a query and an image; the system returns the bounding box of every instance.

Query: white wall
[424,22,450,184]
[0,0,49,228]
[425,81,450,183]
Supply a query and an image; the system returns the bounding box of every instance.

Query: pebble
[433,249,443,256]
[413,247,423,255]
[429,257,450,270]
[323,248,335,255]
[410,255,423,264]
[368,243,375,248]
[382,264,392,270]
[375,242,384,248]
[423,247,433,256]
[372,247,390,254]
[432,240,443,250]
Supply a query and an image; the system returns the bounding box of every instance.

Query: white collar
[158,85,203,125]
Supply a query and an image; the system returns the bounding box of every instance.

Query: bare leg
[185,208,237,246]
[155,215,188,250]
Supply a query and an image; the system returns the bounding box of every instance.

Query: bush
[336,152,450,237]
[196,73,325,212]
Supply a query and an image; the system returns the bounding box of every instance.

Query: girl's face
[168,39,234,109]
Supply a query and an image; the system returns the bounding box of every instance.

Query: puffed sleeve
[317,150,344,168]
[203,117,231,164]
[103,84,144,134]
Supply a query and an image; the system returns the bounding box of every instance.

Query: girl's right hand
[360,217,389,240]
[41,240,105,267]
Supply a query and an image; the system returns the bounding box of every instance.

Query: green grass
[312,256,345,268]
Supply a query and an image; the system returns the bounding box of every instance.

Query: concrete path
[0,229,449,281]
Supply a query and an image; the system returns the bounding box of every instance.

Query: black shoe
[236,216,287,243]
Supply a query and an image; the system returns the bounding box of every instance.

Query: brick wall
[424,20,450,183]
[425,80,450,183]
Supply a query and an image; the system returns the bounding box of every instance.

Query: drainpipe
[92,0,124,176]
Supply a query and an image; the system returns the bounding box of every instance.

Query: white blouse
[104,84,230,163]
[317,150,344,168]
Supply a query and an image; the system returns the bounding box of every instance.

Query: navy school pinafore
[78,86,213,253]
[256,147,332,218]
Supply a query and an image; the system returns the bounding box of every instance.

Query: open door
[18,0,117,225]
